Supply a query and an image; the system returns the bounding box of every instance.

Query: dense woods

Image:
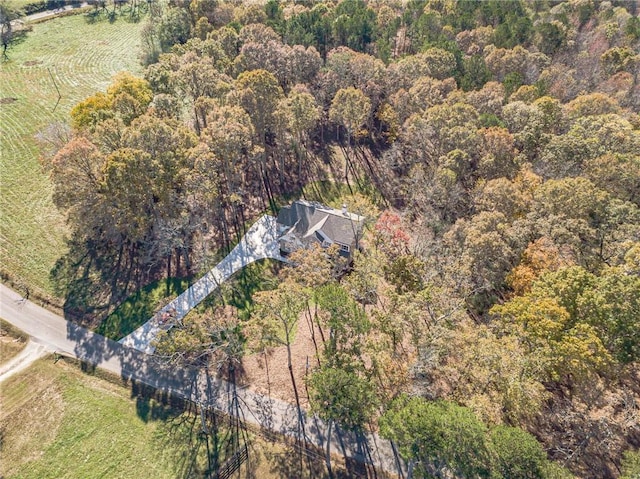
[44,0,640,477]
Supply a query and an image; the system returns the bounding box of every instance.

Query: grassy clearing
[214,258,281,319]
[0,14,144,297]
[0,319,29,364]
[0,358,177,479]
[0,357,347,479]
[96,277,190,340]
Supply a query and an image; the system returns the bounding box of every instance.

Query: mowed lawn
[0,357,337,479]
[0,359,178,479]
[0,14,144,296]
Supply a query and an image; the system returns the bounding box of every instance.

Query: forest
[41,0,640,478]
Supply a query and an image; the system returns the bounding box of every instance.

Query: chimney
[341,204,348,215]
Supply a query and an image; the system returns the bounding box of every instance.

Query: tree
[49,137,108,263]
[428,319,548,424]
[70,93,113,131]
[107,73,153,125]
[407,76,457,113]
[380,396,491,479]
[492,283,614,383]
[620,449,640,479]
[203,104,253,187]
[477,126,519,180]
[331,0,376,52]
[279,85,319,179]
[308,366,377,431]
[530,177,640,270]
[489,425,551,479]
[154,306,241,370]
[235,68,284,148]
[70,74,152,130]
[307,365,377,478]
[158,7,192,51]
[506,237,570,296]
[315,282,370,368]
[563,93,621,123]
[419,47,457,80]
[534,21,566,55]
[153,306,246,475]
[329,86,371,187]
[329,86,371,144]
[585,153,640,206]
[444,211,526,296]
[101,148,159,243]
[246,283,309,447]
[532,266,640,365]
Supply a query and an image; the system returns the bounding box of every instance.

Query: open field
[0,14,144,298]
[0,357,340,479]
[0,358,179,478]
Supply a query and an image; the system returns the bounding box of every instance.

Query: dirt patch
[0,97,17,104]
[23,60,42,66]
[240,313,325,410]
[0,335,27,365]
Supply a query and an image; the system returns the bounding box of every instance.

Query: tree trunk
[305,304,321,366]
[325,419,334,479]
[166,253,171,296]
[176,249,181,278]
[314,301,327,345]
[286,340,308,446]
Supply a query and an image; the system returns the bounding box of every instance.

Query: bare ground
[239,313,325,410]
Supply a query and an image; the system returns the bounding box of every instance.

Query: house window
[340,244,350,252]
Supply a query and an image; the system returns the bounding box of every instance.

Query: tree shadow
[51,237,144,329]
[265,441,330,479]
[129,380,189,423]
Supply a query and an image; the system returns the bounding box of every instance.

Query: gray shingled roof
[276,200,364,246]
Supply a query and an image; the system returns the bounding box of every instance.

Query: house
[276,200,365,257]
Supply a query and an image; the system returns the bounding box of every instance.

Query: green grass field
[0,357,336,479]
[0,14,144,298]
[0,358,179,478]
[96,257,281,340]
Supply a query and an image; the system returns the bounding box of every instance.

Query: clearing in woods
[0,14,144,297]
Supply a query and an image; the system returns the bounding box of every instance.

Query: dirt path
[0,340,50,384]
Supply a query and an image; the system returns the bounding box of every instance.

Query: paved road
[121,215,286,353]
[0,283,407,477]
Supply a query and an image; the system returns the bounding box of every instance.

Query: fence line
[216,445,249,479]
